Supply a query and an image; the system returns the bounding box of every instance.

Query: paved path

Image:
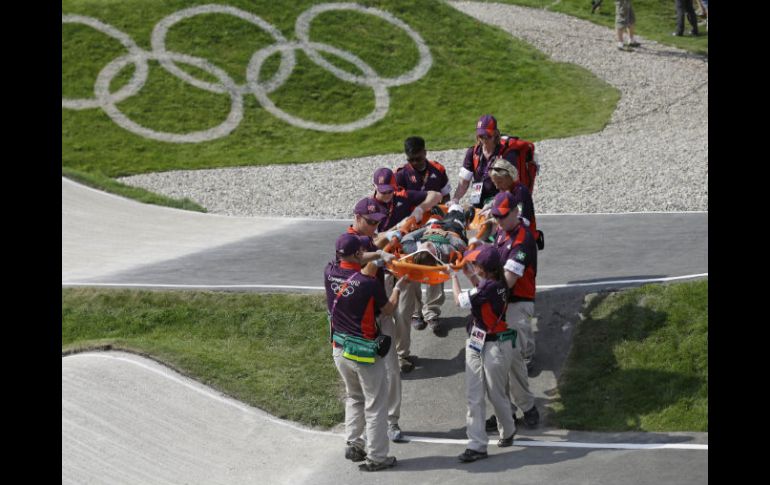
[63,180,707,290]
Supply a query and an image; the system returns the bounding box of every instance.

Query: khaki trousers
[333,346,390,462]
[385,273,417,361]
[465,339,517,452]
[377,313,401,426]
[505,302,535,411]
[412,282,446,321]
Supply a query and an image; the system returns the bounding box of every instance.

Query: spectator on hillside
[673,0,700,36]
[615,0,640,51]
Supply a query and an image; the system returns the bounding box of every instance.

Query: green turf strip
[62,289,343,428]
[63,281,708,431]
[552,280,708,432]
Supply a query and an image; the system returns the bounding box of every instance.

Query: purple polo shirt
[374,188,428,231]
[462,143,519,208]
[508,182,537,235]
[465,278,510,335]
[324,260,387,340]
[494,223,537,302]
[395,160,450,196]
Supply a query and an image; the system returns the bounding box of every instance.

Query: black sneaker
[362,456,396,471]
[485,414,498,431]
[411,315,427,330]
[345,445,366,462]
[387,424,407,443]
[458,449,488,462]
[497,431,516,447]
[523,406,540,427]
[427,318,440,333]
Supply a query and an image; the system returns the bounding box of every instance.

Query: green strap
[498,328,517,347]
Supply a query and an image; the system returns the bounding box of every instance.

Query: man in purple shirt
[325,233,409,471]
[395,136,452,335]
[369,167,441,382]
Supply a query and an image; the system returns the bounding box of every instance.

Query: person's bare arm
[380,276,409,315]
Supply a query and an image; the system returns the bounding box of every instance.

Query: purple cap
[336,233,362,257]
[373,167,396,193]
[476,114,498,136]
[490,191,523,218]
[354,197,386,221]
[463,244,501,272]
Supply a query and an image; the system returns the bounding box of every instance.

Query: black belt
[510,296,535,303]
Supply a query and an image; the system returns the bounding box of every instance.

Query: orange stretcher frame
[373,204,498,284]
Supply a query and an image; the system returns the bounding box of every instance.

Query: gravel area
[119,1,708,218]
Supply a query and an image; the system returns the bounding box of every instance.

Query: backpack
[499,135,538,194]
[472,135,539,194]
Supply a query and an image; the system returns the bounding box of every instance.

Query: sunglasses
[491,211,508,220]
[363,217,380,226]
[477,134,491,140]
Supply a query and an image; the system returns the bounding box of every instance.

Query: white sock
[618,41,625,48]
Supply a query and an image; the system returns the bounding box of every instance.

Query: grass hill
[62,0,619,177]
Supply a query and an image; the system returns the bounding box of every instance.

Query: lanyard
[329,272,358,342]
[476,144,500,181]
[381,198,396,230]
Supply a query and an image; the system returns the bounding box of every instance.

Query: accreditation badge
[469,182,483,205]
[468,324,486,353]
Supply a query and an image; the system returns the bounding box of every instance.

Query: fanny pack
[333,332,391,365]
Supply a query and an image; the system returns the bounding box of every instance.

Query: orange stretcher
[367,204,499,284]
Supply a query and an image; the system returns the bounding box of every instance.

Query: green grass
[62,281,708,431]
[552,280,708,432]
[62,167,207,212]
[490,0,708,56]
[62,0,619,177]
[62,288,343,428]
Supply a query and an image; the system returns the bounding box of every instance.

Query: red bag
[499,135,538,194]
[471,135,539,194]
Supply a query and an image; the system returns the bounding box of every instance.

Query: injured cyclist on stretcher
[388,203,476,266]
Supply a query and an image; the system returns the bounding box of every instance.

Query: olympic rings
[330,282,355,297]
[61,3,433,142]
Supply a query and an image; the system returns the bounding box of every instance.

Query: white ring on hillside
[62,15,149,110]
[95,51,243,143]
[150,4,296,95]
